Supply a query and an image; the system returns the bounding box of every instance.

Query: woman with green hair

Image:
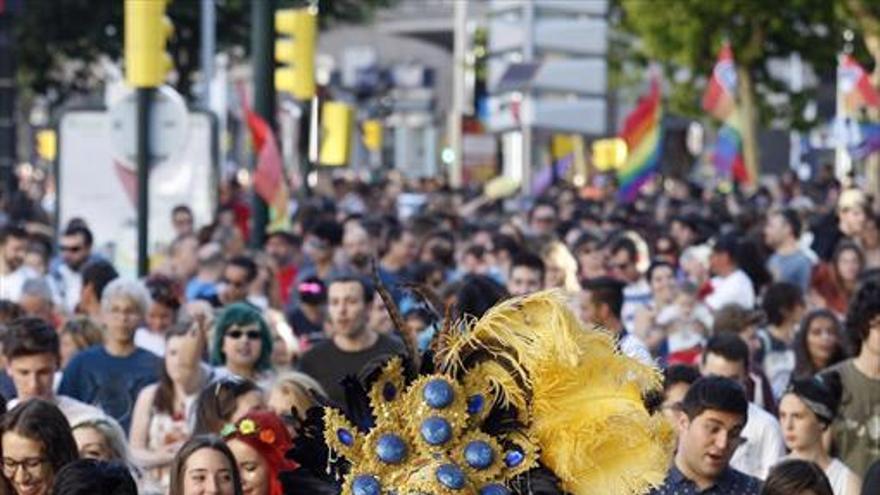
[210,303,274,385]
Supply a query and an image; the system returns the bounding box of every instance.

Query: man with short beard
[341,221,373,277]
[296,276,405,405]
[50,224,97,314]
[649,376,760,494]
[0,225,36,302]
[265,231,300,304]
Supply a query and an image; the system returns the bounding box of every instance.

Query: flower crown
[222,417,279,447]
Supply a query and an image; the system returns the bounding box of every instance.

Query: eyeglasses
[225,329,261,340]
[2,457,47,477]
[59,245,83,253]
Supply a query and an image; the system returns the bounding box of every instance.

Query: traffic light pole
[136,87,152,277]
[250,0,275,248]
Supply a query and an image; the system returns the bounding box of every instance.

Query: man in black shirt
[297,275,405,405]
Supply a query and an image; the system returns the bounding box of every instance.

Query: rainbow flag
[714,117,748,184]
[617,78,662,202]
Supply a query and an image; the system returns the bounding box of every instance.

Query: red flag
[839,55,880,112]
[237,83,290,230]
[702,43,737,120]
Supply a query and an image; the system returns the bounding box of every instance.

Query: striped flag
[617,77,662,202]
[703,43,750,185]
[838,55,880,114]
[702,42,737,120]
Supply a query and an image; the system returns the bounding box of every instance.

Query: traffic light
[320,102,353,166]
[124,0,174,88]
[362,119,383,152]
[275,7,317,100]
[35,129,57,162]
[591,138,628,171]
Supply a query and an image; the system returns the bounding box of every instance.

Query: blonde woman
[267,372,327,422]
[541,241,580,292]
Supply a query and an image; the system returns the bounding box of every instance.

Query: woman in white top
[130,323,210,494]
[778,377,861,495]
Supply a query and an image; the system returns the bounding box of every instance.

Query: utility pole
[521,0,535,196]
[0,2,17,204]
[448,0,466,189]
[275,5,318,198]
[136,88,152,277]
[250,0,276,247]
[199,0,216,109]
[125,0,174,277]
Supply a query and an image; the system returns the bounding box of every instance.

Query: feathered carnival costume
[282,290,674,495]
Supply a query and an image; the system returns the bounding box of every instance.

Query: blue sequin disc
[504,449,524,468]
[336,428,354,446]
[375,434,407,464]
[464,440,495,470]
[382,381,397,401]
[435,463,466,490]
[423,379,455,409]
[351,475,381,495]
[479,484,512,495]
[420,416,453,445]
[467,394,484,415]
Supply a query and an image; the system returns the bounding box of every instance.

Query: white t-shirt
[705,269,756,310]
[825,458,861,495]
[621,279,652,333]
[135,328,166,357]
[0,266,38,302]
[620,332,654,367]
[50,263,83,314]
[730,402,786,479]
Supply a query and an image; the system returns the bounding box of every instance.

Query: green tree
[15,0,395,107]
[618,0,840,181]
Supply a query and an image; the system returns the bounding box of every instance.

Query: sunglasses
[221,278,248,289]
[225,330,261,340]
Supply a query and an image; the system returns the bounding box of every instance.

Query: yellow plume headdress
[320,290,673,495]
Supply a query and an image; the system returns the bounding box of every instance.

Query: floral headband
[222,418,279,446]
[221,411,298,476]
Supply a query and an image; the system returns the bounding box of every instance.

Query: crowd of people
[0,168,878,494]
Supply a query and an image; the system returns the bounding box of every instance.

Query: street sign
[59,110,216,278]
[109,85,189,165]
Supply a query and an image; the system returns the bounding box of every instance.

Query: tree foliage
[617,0,841,130]
[14,0,396,106]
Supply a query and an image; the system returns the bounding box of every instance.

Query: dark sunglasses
[225,330,261,340]
[221,278,248,288]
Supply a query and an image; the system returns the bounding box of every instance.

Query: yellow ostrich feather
[437,290,674,495]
